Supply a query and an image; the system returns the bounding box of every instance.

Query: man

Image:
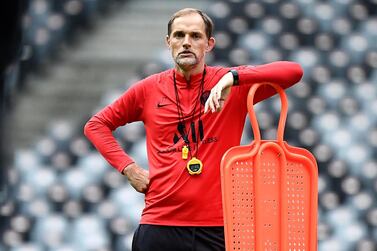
[84,8,303,251]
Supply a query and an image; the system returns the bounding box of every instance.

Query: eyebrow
[172,30,204,36]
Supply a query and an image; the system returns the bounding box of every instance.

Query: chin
[176,58,198,69]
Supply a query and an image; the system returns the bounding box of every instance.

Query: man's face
[166,13,215,71]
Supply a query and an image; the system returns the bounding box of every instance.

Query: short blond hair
[167,8,214,39]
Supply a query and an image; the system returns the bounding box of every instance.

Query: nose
[182,34,191,48]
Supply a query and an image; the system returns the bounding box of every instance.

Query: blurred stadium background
[1,0,377,250]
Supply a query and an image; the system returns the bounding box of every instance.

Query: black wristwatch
[229,69,239,86]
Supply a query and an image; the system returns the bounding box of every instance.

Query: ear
[206,37,216,52]
[165,35,171,49]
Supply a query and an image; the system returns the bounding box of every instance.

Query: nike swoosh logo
[157,103,170,108]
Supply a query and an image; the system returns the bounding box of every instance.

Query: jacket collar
[173,66,207,87]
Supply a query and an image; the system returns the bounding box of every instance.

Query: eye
[192,33,202,39]
[174,31,184,38]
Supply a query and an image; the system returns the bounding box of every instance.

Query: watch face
[189,163,201,172]
[187,158,203,175]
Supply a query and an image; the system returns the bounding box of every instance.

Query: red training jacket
[84,61,303,226]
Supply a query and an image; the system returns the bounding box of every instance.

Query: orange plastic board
[221,83,318,251]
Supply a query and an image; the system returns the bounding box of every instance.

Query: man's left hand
[204,72,234,113]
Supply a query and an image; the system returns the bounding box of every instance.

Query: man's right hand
[122,163,150,193]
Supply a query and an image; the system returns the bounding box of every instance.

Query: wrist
[122,162,135,176]
[228,69,239,86]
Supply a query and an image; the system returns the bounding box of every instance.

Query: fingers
[124,163,150,193]
[204,99,210,113]
[204,98,223,113]
[204,71,234,113]
[131,169,149,193]
[205,86,220,113]
[204,86,228,113]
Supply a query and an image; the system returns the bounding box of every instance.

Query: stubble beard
[175,55,198,71]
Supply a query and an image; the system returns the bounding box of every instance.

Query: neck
[176,64,205,81]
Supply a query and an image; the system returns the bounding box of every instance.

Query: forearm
[204,61,303,112]
[84,117,134,173]
[233,61,303,103]
[236,61,303,88]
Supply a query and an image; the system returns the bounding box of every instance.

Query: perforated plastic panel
[230,160,255,250]
[221,142,317,251]
[221,83,318,251]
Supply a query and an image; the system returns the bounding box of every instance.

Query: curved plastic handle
[247,83,288,142]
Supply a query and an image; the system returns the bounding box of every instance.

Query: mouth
[178,51,195,57]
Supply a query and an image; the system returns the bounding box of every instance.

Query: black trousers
[131,224,225,251]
